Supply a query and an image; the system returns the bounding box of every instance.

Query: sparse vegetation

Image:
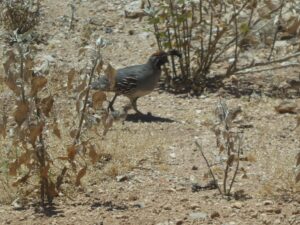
[0,2,114,206]
[196,99,243,197]
[0,0,299,224]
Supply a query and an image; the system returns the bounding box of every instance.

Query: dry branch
[73,54,100,144]
[236,63,300,75]
[235,52,300,75]
[195,141,222,195]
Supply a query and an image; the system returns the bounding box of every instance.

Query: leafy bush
[146,0,300,95]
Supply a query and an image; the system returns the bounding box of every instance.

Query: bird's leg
[108,94,118,112]
[131,97,144,115]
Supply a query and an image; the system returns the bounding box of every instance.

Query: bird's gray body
[91,50,181,114]
[115,62,162,98]
[91,58,163,99]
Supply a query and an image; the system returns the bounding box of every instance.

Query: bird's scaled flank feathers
[91,50,181,114]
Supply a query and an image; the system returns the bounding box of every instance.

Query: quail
[91,50,181,114]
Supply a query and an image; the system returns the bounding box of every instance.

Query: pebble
[231,202,243,209]
[264,208,282,214]
[189,212,208,221]
[131,202,145,209]
[251,212,258,219]
[176,220,183,225]
[116,174,129,182]
[138,32,151,40]
[211,211,220,219]
[263,200,274,205]
[11,198,24,210]
[156,222,175,225]
[124,0,141,13]
[274,218,281,224]
[190,203,200,210]
[163,204,172,210]
[191,165,198,170]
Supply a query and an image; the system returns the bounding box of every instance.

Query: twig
[166,19,177,77]
[268,0,285,60]
[195,141,223,195]
[253,3,286,27]
[69,0,76,31]
[169,0,185,76]
[225,3,239,77]
[228,135,242,195]
[147,0,162,50]
[15,37,26,102]
[235,51,300,72]
[73,54,100,144]
[235,63,300,75]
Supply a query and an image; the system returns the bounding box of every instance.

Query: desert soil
[0,0,299,225]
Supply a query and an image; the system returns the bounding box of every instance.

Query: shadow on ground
[126,113,175,123]
[34,204,64,217]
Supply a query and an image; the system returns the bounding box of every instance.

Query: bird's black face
[150,51,169,69]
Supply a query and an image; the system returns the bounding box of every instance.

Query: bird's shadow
[125,113,175,123]
[33,204,64,217]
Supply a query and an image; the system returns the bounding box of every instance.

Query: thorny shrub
[0,0,40,34]
[146,0,300,94]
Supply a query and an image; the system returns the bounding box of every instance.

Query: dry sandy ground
[0,0,299,224]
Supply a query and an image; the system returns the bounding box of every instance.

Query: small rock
[189,212,208,221]
[251,212,258,219]
[105,27,113,34]
[176,220,183,225]
[190,203,200,210]
[265,208,282,214]
[11,198,24,210]
[115,214,128,219]
[274,208,282,214]
[124,0,141,13]
[164,205,172,210]
[191,165,198,170]
[275,101,298,114]
[232,202,243,209]
[263,200,274,206]
[170,152,176,158]
[180,198,189,202]
[211,211,220,219]
[274,218,281,224]
[156,221,175,225]
[138,32,151,40]
[116,175,129,182]
[176,187,186,191]
[132,202,145,209]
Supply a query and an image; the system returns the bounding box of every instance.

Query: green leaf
[163,42,172,48]
[240,23,250,34]
[148,17,160,25]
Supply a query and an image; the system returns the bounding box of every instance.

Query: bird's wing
[115,64,149,94]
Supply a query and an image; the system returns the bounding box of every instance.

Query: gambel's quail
[91,50,181,114]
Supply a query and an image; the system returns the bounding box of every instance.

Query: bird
[91,49,181,115]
